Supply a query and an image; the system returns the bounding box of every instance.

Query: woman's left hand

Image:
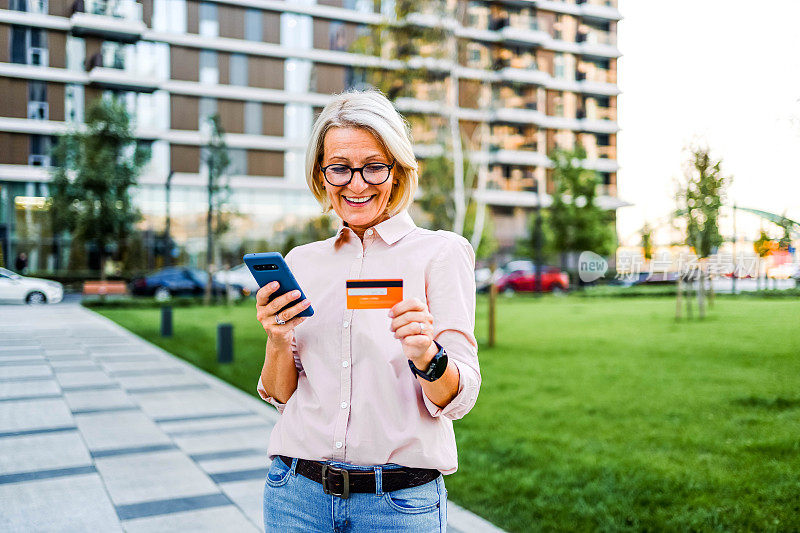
[389,297,437,366]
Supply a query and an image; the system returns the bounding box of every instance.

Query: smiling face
[320,127,398,237]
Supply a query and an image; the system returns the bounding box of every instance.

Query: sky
[615,0,800,246]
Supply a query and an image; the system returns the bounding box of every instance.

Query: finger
[394,321,431,339]
[256,281,280,306]
[389,297,426,318]
[275,298,311,323]
[266,290,303,315]
[390,311,431,332]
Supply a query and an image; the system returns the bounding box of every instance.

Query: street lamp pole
[165,170,173,267]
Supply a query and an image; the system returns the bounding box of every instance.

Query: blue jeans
[263,456,448,532]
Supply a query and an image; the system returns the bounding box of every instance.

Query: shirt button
[340,401,348,409]
[335,441,343,449]
[343,321,349,328]
[342,361,349,368]
[366,229,373,236]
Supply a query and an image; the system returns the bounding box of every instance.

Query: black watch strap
[408,340,448,382]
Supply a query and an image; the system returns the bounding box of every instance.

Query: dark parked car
[494,261,570,294]
[131,268,243,300]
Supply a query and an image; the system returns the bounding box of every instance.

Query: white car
[0,267,64,304]
[214,263,260,295]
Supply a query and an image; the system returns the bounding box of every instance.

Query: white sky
[616,0,800,246]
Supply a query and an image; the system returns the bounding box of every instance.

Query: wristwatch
[408,340,448,382]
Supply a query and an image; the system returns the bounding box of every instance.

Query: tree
[51,96,150,281]
[641,222,654,261]
[203,114,231,305]
[350,0,469,236]
[278,214,338,257]
[546,145,616,285]
[677,145,730,317]
[416,153,497,259]
[753,229,777,292]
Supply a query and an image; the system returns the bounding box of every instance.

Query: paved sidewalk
[0,303,504,533]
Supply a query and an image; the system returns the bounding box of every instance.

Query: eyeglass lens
[325,164,391,186]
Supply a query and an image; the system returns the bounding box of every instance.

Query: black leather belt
[278,455,440,499]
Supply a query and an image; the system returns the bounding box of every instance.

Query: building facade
[0,0,621,272]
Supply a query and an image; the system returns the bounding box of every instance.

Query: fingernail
[292,290,300,297]
[388,310,393,317]
[269,281,278,288]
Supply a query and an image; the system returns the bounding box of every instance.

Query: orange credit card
[346,279,403,309]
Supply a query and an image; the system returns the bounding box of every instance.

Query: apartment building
[0,0,622,272]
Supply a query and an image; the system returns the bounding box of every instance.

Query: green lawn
[95,295,800,532]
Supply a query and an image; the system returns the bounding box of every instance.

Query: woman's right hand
[256,281,310,345]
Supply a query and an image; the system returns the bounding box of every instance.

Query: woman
[256,89,481,532]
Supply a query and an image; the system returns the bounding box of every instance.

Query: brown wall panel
[217,99,243,134]
[0,133,29,165]
[458,79,481,109]
[170,95,198,131]
[314,63,345,94]
[262,103,283,136]
[0,25,8,63]
[48,82,65,121]
[186,0,199,34]
[218,5,244,39]
[313,19,329,50]
[141,0,154,28]
[48,0,70,17]
[48,31,66,69]
[84,37,103,69]
[171,47,199,82]
[218,51,230,85]
[0,78,27,119]
[248,150,283,177]
[263,11,280,44]
[170,144,200,173]
[248,56,283,90]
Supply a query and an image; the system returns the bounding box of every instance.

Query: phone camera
[254,264,278,271]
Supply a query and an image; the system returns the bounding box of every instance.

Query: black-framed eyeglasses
[320,160,395,187]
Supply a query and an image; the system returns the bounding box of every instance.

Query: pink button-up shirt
[257,209,480,474]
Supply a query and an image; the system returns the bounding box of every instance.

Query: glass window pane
[11,26,27,64]
[244,101,262,135]
[245,9,262,41]
[230,53,248,86]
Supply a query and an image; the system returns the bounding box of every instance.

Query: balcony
[580,0,622,22]
[578,29,620,58]
[86,51,158,92]
[499,25,549,47]
[596,183,618,197]
[70,0,145,43]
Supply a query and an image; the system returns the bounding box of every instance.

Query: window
[199,50,218,84]
[245,8,262,41]
[228,148,247,176]
[28,81,48,120]
[244,101,262,135]
[199,97,217,131]
[329,22,347,52]
[230,53,248,86]
[199,2,218,38]
[596,133,610,147]
[29,135,52,167]
[11,26,48,66]
[10,0,47,12]
[554,52,565,79]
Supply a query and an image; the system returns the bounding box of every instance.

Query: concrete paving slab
[0,398,73,433]
[0,364,53,379]
[95,450,221,505]
[136,389,252,421]
[216,478,266,529]
[75,411,172,451]
[115,372,206,391]
[0,473,123,533]
[63,388,136,411]
[193,453,268,475]
[171,426,268,456]
[120,505,260,533]
[0,379,60,399]
[54,369,115,388]
[0,432,90,475]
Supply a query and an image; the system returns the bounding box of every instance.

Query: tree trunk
[205,178,213,306]
[686,276,694,320]
[448,9,466,236]
[675,275,683,321]
[708,269,715,308]
[697,262,706,319]
[488,258,497,348]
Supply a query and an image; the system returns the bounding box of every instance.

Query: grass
[94,295,800,532]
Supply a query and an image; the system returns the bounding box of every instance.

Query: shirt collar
[336,209,417,245]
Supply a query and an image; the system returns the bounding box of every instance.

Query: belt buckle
[321,464,350,499]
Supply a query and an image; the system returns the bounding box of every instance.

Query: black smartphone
[243,252,314,318]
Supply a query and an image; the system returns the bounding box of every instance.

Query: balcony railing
[85,50,158,92]
[70,0,144,42]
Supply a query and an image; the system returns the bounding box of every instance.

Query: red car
[495,262,570,294]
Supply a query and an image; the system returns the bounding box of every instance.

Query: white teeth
[344,196,373,204]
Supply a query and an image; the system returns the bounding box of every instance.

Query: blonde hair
[305,88,419,217]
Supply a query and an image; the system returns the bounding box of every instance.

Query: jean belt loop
[290,457,299,477]
[373,466,383,496]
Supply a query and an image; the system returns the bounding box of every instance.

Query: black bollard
[161,306,172,337]
[217,323,233,364]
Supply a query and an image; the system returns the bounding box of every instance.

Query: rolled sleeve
[257,375,288,414]
[422,234,481,421]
